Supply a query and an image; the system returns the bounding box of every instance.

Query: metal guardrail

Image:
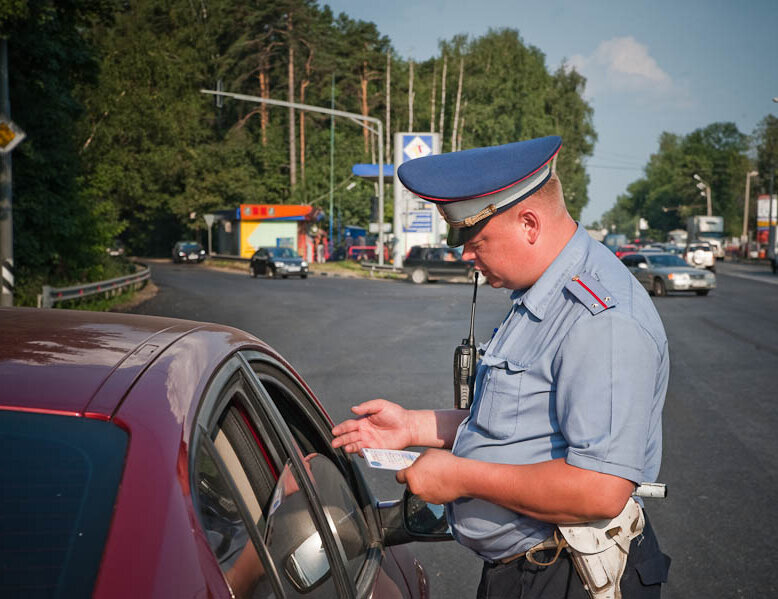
[39,266,151,308]
[360,262,402,274]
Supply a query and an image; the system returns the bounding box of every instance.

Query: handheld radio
[454,272,480,409]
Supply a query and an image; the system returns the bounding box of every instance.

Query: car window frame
[243,351,385,599]
[191,357,287,597]
[192,354,358,599]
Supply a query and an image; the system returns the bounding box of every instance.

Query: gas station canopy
[351,163,395,183]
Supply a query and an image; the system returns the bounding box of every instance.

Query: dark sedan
[0,308,450,598]
[250,246,308,279]
[622,252,716,296]
[403,245,482,284]
[173,240,206,263]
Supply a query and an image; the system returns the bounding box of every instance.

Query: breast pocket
[474,358,527,440]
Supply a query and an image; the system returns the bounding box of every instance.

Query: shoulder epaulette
[564,273,617,315]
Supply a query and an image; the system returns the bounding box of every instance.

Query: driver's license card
[362,448,420,471]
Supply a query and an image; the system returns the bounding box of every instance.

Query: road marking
[718,269,778,286]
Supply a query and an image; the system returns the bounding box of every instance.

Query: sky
[324,0,778,225]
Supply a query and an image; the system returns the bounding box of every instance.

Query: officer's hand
[396,449,464,504]
[331,399,413,454]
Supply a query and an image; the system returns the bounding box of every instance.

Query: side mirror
[377,489,453,547]
[285,530,330,592]
[638,262,648,269]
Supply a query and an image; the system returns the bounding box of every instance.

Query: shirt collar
[510,223,589,320]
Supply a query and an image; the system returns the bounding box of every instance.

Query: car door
[426,248,447,275]
[441,249,466,277]
[622,254,637,274]
[245,353,391,597]
[254,249,269,273]
[633,255,651,289]
[191,353,380,599]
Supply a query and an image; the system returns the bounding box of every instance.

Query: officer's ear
[517,207,541,245]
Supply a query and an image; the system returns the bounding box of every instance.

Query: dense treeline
[3,0,596,303]
[598,117,778,241]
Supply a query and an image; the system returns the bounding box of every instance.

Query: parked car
[614,244,639,259]
[403,245,483,284]
[683,241,716,271]
[622,252,716,296]
[173,240,206,263]
[0,308,450,598]
[250,246,308,279]
[106,239,126,257]
[347,245,391,262]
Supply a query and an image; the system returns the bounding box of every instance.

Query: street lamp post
[741,170,758,255]
[201,89,387,266]
[693,174,712,216]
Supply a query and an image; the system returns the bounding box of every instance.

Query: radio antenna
[467,272,479,344]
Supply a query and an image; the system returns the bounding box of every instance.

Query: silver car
[622,252,716,296]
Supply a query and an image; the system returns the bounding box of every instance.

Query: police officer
[331,136,670,598]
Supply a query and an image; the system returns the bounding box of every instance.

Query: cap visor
[446,219,488,247]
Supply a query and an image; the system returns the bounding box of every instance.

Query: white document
[362,448,420,471]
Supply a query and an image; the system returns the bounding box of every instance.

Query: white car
[684,242,715,271]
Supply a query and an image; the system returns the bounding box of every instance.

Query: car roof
[0,308,240,418]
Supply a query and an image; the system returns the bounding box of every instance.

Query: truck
[686,216,725,259]
[603,233,627,253]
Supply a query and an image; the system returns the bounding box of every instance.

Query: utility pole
[0,40,25,307]
[769,167,777,273]
[693,174,712,216]
[329,74,335,250]
[742,170,758,256]
[202,89,387,265]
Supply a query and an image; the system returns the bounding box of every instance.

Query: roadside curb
[108,279,159,312]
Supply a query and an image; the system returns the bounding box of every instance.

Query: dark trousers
[476,514,670,599]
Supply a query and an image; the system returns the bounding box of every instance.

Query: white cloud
[566,36,687,105]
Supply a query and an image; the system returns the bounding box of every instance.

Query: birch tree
[287,11,296,188]
[408,58,414,131]
[385,49,391,163]
[298,41,313,182]
[430,61,436,132]
[451,57,464,152]
[438,54,447,146]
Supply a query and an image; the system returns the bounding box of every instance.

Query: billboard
[756,195,777,244]
[393,132,442,265]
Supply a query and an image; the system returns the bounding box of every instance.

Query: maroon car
[0,308,449,598]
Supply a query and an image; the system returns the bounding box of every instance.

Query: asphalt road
[132,259,778,598]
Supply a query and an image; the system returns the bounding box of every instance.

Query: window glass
[648,254,688,267]
[306,455,370,584]
[0,412,127,598]
[248,361,373,590]
[264,460,338,597]
[193,438,276,599]
[268,247,299,259]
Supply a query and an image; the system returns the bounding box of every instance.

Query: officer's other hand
[396,449,463,504]
[331,399,413,454]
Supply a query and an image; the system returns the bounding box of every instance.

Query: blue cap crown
[398,136,562,246]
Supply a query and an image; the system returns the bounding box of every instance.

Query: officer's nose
[462,246,476,261]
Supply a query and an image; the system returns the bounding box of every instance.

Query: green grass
[14,257,146,310]
[206,257,405,280]
[58,285,142,311]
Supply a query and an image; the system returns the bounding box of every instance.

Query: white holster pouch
[526,498,644,599]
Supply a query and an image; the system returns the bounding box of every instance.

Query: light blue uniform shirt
[446,223,669,561]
